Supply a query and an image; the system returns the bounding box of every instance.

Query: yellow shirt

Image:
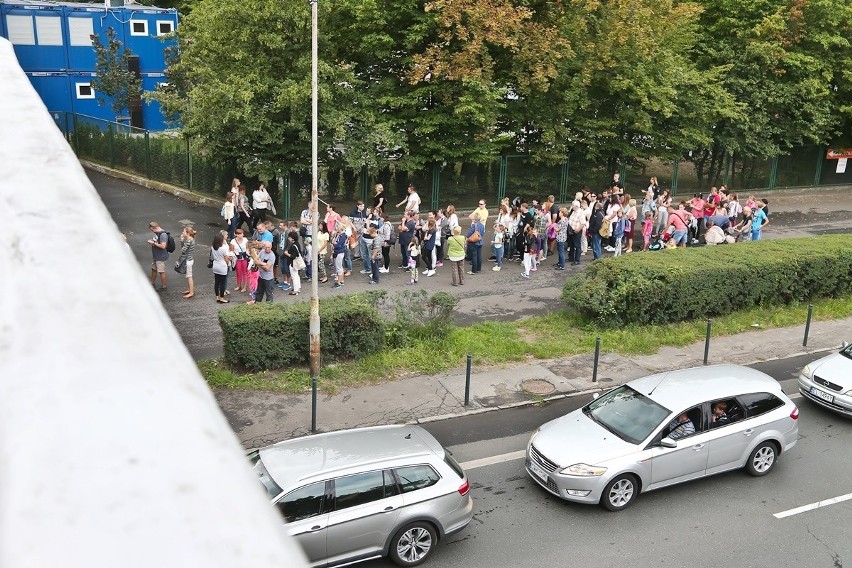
[473,206,489,225]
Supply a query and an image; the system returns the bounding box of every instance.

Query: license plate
[527,460,549,483]
[810,387,834,404]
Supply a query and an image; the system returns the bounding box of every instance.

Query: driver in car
[668,412,695,439]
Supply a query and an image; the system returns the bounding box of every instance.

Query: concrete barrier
[0,37,305,568]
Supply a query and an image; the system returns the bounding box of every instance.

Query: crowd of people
[146,174,771,302]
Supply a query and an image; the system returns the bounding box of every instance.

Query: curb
[410,347,839,428]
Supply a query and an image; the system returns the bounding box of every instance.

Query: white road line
[460,450,526,471]
[788,392,802,400]
[773,492,852,519]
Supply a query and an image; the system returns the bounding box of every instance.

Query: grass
[199,296,852,394]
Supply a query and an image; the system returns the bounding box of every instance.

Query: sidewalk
[216,316,852,448]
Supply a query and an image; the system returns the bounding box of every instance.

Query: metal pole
[803,304,813,347]
[144,131,151,180]
[464,354,472,406]
[703,319,712,365]
[592,337,601,383]
[309,0,321,433]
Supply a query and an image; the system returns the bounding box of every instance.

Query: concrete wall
[0,37,305,568]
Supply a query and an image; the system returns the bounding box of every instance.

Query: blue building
[0,0,178,130]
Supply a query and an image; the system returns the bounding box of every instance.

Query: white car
[526,364,799,511]
[798,342,852,417]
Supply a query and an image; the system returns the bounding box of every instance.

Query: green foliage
[383,290,459,347]
[218,292,386,371]
[91,27,142,117]
[563,235,852,327]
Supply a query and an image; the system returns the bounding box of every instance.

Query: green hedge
[563,235,852,326]
[219,291,386,370]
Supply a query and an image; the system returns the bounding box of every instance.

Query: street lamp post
[309,0,320,432]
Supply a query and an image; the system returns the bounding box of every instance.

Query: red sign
[826,148,852,159]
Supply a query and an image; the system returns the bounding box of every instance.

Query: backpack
[388,223,398,246]
[163,231,176,253]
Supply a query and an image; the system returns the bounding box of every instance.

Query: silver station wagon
[250,425,473,567]
[526,364,799,511]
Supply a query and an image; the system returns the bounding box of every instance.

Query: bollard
[464,354,472,406]
[803,304,813,347]
[592,337,601,383]
[703,319,712,365]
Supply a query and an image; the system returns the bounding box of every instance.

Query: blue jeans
[592,234,602,259]
[570,233,582,262]
[343,246,352,271]
[751,229,761,241]
[371,257,380,282]
[494,245,504,267]
[399,241,410,267]
[468,244,482,272]
[360,237,372,271]
[556,240,566,267]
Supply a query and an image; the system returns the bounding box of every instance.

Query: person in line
[669,413,696,439]
[235,184,252,233]
[316,222,330,284]
[331,227,348,289]
[491,222,505,271]
[210,232,232,304]
[446,226,466,286]
[147,221,170,292]
[466,213,485,274]
[588,202,605,260]
[177,226,196,299]
[230,228,250,293]
[751,201,769,241]
[521,225,536,279]
[373,183,386,211]
[368,226,382,284]
[396,183,421,214]
[422,218,437,276]
[568,201,586,266]
[226,178,240,239]
[247,241,275,304]
[283,231,302,296]
[612,209,626,256]
[641,211,654,251]
[397,211,416,269]
[407,236,421,285]
[251,183,272,230]
[379,212,392,273]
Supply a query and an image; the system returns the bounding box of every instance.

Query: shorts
[673,229,688,245]
[152,260,166,273]
[335,253,344,275]
[185,259,194,279]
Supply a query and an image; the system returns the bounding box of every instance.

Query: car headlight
[528,428,540,446]
[561,463,608,476]
[801,364,813,379]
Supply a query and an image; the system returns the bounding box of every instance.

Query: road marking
[773,492,852,519]
[460,450,526,470]
[788,392,802,400]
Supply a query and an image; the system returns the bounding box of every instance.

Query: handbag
[292,255,306,271]
[467,228,481,244]
[174,257,187,274]
[207,249,214,269]
[598,221,612,238]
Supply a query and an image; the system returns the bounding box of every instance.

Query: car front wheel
[389,522,437,567]
[746,442,777,477]
[600,474,638,511]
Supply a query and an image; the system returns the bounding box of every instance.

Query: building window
[76,83,95,99]
[6,15,35,45]
[68,17,94,46]
[35,16,63,46]
[130,20,148,36]
[156,20,174,36]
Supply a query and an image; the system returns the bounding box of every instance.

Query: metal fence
[51,111,852,220]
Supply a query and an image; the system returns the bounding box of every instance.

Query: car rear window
[739,392,784,417]
[395,465,440,493]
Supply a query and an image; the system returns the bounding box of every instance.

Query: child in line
[612,210,625,256]
[407,237,421,284]
[492,223,505,272]
[530,228,541,271]
[642,211,654,251]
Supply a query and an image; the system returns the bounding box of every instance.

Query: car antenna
[648,373,670,396]
[404,433,412,439]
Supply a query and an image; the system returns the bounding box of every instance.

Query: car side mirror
[592,393,600,400]
[660,437,677,449]
[843,341,849,349]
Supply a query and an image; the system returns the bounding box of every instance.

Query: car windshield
[841,343,852,359]
[584,385,671,444]
[249,450,284,501]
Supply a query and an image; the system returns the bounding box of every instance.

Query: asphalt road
[362,354,851,568]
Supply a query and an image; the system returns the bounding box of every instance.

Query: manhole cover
[521,379,556,395]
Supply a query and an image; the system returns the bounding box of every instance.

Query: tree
[91,27,142,119]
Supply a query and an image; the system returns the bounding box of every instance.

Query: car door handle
[383,506,395,512]
[743,429,754,436]
[310,525,323,531]
[692,444,705,451]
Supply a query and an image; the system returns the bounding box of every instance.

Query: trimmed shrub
[383,290,459,347]
[562,235,852,327]
[219,292,386,370]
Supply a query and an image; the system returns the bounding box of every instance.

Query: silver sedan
[526,364,799,511]
[798,341,852,417]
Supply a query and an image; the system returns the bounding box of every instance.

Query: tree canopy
[153,0,852,177]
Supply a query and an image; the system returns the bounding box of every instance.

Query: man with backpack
[147,221,173,291]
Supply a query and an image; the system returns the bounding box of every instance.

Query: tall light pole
[309,0,320,432]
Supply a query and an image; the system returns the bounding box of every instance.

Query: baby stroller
[648,232,667,251]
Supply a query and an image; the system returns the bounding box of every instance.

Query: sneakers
[332,282,343,289]
[531,267,537,272]
[604,246,615,252]
[466,271,474,275]
[492,265,501,271]
[379,267,389,273]
[359,269,370,274]
[555,266,566,271]
[521,273,530,278]
[436,262,444,267]
[426,270,436,277]
[368,280,378,285]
